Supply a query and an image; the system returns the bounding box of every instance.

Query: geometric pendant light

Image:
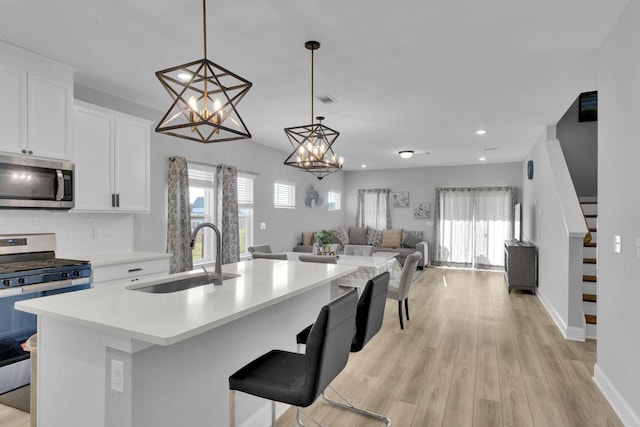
[155,0,252,143]
[283,41,343,180]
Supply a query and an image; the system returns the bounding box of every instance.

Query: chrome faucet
[190,222,223,286]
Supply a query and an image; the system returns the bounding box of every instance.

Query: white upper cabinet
[73,101,151,213]
[0,42,74,160]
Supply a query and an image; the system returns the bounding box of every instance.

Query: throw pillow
[401,232,423,249]
[349,226,369,245]
[367,228,384,247]
[381,229,403,248]
[302,232,315,246]
[401,229,424,243]
[333,226,349,247]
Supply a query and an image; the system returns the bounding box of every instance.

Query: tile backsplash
[0,211,134,258]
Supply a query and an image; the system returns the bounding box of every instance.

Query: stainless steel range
[0,233,91,395]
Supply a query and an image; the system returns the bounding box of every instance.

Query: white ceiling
[0,0,628,170]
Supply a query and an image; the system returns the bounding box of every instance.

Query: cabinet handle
[116,194,120,208]
[28,150,33,155]
[21,149,27,154]
[128,268,143,273]
[111,194,116,207]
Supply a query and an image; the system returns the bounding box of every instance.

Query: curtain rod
[169,157,260,176]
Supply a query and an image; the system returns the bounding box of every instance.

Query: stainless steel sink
[130,273,241,294]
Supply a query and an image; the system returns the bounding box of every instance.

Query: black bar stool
[228,289,358,426]
[296,272,391,426]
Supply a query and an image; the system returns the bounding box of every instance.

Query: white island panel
[15,259,357,427]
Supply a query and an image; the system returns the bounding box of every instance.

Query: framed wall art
[414,202,431,219]
[392,191,409,207]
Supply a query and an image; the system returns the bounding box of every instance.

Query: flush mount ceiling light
[155,0,252,143]
[476,129,487,135]
[399,150,415,159]
[283,41,342,180]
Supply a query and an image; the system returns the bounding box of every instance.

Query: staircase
[581,198,598,339]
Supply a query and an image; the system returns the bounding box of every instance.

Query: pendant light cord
[311,47,314,124]
[202,0,208,111]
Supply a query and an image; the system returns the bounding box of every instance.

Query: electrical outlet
[260,222,266,230]
[614,235,621,254]
[111,359,125,393]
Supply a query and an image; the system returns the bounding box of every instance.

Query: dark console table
[504,240,537,294]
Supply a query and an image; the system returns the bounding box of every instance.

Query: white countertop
[80,251,172,267]
[15,259,357,346]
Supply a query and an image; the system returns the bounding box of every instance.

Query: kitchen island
[15,259,357,427]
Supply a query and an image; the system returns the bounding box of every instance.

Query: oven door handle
[21,279,86,295]
[0,287,23,298]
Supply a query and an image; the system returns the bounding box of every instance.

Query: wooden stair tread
[583,258,597,264]
[589,227,597,232]
[583,294,597,302]
[584,214,598,218]
[585,314,597,324]
[583,275,597,282]
[584,242,597,248]
[581,201,598,204]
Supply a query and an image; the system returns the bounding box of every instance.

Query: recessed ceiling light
[479,157,486,161]
[476,129,487,135]
[361,164,367,168]
[398,150,414,159]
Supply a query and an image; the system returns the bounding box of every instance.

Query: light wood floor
[277,267,623,427]
[0,268,622,427]
[0,403,29,427]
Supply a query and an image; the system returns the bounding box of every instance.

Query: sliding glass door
[435,187,515,269]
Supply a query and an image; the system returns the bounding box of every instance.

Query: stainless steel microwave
[0,154,74,209]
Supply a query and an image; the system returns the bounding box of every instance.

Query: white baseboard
[594,364,640,427]
[537,291,586,342]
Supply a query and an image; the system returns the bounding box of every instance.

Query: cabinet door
[115,116,150,212]
[74,106,115,211]
[0,64,27,154]
[27,74,73,160]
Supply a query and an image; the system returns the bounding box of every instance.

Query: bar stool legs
[229,390,235,427]
[229,391,278,427]
[321,385,391,426]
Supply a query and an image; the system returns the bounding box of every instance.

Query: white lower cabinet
[73,101,151,212]
[91,254,170,288]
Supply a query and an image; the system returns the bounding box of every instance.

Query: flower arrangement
[314,229,335,245]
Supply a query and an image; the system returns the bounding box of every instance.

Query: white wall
[522,129,588,341]
[343,162,522,245]
[593,1,640,425]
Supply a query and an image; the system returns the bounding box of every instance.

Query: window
[274,180,296,209]
[356,189,391,229]
[434,187,514,269]
[327,190,341,211]
[188,163,216,265]
[237,173,254,257]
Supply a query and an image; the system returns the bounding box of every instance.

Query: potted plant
[315,229,335,254]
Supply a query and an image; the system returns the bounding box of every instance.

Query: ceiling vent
[316,94,337,104]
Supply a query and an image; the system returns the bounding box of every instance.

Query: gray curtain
[216,164,240,264]
[166,156,193,273]
[355,188,392,229]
